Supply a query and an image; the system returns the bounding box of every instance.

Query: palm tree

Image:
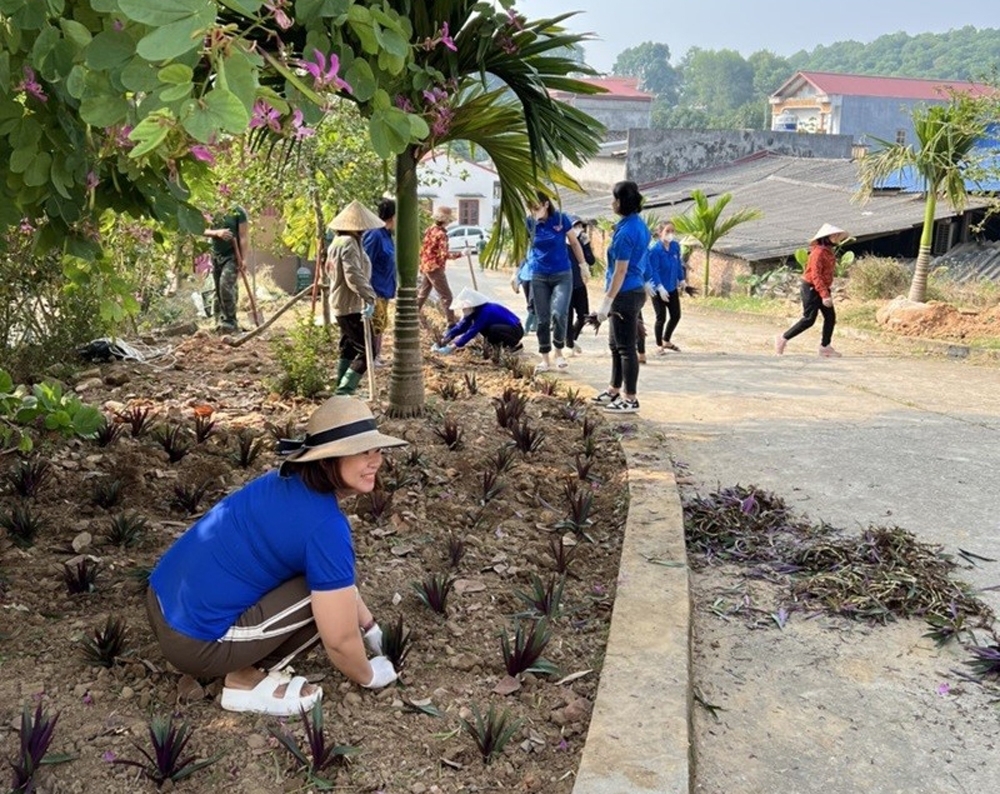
[856,95,985,303]
[672,190,762,297]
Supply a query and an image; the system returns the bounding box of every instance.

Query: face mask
[664,233,675,243]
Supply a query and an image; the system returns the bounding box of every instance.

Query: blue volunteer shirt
[528,211,574,276]
[605,213,651,294]
[362,227,396,299]
[646,239,685,292]
[444,302,522,348]
[149,470,355,642]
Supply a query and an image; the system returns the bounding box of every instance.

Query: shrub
[848,256,910,300]
[271,313,336,397]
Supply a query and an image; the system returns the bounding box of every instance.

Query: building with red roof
[769,71,992,145]
[551,76,654,136]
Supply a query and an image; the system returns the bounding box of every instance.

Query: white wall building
[418,149,500,228]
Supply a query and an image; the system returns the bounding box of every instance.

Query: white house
[418,149,500,228]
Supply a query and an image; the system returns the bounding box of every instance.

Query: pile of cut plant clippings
[683,484,1000,681]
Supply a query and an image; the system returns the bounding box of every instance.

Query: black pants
[483,323,524,349]
[783,282,835,347]
[566,286,590,346]
[336,313,368,373]
[652,291,681,345]
[608,289,646,395]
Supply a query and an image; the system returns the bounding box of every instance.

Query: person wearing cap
[432,287,524,354]
[362,198,397,368]
[776,223,848,357]
[327,200,383,395]
[145,397,405,716]
[565,217,595,356]
[417,205,462,325]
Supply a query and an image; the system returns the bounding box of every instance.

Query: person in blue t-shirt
[432,287,524,353]
[646,220,688,353]
[591,181,650,414]
[527,191,588,373]
[362,198,397,368]
[146,397,406,716]
[510,257,536,333]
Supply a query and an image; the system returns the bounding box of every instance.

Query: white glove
[510,275,520,294]
[363,656,398,688]
[678,280,687,291]
[644,281,655,297]
[362,302,375,319]
[656,286,670,301]
[362,623,383,655]
[596,296,613,324]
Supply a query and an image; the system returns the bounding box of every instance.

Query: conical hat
[810,223,846,242]
[452,288,489,310]
[329,201,384,232]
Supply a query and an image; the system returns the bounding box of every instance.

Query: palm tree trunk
[702,248,712,298]
[387,146,425,418]
[908,193,937,303]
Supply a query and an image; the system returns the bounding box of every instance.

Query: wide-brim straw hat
[329,201,384,232]
[278,396,405,472]
[452,287,489,310]
[432,205,454,222]
[810,223,846,242]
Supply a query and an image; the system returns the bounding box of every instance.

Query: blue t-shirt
[444,302,522,348]
[149,470,355,642]
[528,211,574,276]
[646,239,685,292]
[362,228,396,299]
[605,213,651,294]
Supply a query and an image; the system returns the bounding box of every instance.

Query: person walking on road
[776,223,847,357]
[327,201,382,395]
[417,206,462,325]
[204,205,249,333]
[592,181,650,414]
[362,198,397,368]
[647,220,687,354]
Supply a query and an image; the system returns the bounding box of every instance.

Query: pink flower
[439,22,457,52]
[102,750,116,763]
[82,692,93,706]
[109,125,134,149]
[112,19,124,32]
[16,65,47,103]
[250,100,281,132]
[190,145,216,165]
[497,33,518,55]
[290,108,315,140]
[264,0,292,30]
[218,182,232,199]
[19,219,35,235]
[555,738,569,751]
[86,171,100,190]
[395,95,415,113]
[506,8,525,31]
[298,49,351,93]
[936,682,951,696]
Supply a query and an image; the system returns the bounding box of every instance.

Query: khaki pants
[416,268,456,325]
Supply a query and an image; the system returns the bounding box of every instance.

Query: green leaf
[219,0,262,14]
[0,370,13,394]
[182,88,249,141]
[343,58,376,102]
[136,16,211,61]
[120,56,160,92]
[72,406,104,438]
[158,63,193,84]
[80,94,129,127]
[18,434,34,454]
[119,0,212,27]
[221,49,256,114]
[59,18,93,49]
[295,0,350,23]
[24,152,52,187]
[85,30,135,70]
[368,107,411,159]
[408,113,430,141]
[128,111,173,158]
[10,145,37,174]
[160,83,193,102]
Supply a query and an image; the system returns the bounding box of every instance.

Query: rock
[75,377,105,392]
[876,297,960,334]
[120,686,135,701]
[104,372,130,387]
[410,783,427,794]
[163,321,199,337]
[139,690,151,709]
[344,691,363,707]
[246,734,267,750]
[78,368,102,380]
[448,652,480,672]
[222,358,254,373]
[176,674,205,703]
[72,531,92,553]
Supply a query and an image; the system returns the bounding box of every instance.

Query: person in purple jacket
[432,288,524,353]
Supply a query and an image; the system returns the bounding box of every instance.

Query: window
[458,198,479,226]
[895,129,906,145]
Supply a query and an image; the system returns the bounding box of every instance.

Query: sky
[518,0,996,72]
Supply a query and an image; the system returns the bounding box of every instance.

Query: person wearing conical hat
[146,396,407,715]
[776,223,849,357]
[326,201,384,394]
[416,205,462,325]
[431,287,524,354]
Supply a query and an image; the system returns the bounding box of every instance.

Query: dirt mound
[875,298,1000,342]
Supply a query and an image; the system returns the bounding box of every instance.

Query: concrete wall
[840,96,942,146]
[563,155,628,194]
[571,96,652,132]
[625,128,854,185]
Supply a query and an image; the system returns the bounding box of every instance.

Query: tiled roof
[774,71,994,101]
[556,76,654,101]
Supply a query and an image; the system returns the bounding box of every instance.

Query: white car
[447,225,490,253]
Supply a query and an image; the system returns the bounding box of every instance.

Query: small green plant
[447,534,466,569]
[413,573,455,615]
[193,413,216,443]
[80,615,129,667]
[94,416,124,447]
[106,513,147,549]
[381,614,413,670]
[493,389,527,429]
[117,405,154,438]
[433,417,463,450]
[2,504,44,548]
[515,574,566,618]
[563,386,584,407]
[795,245,855,278]
[115,714,223,786]
[171,481,211,515]
[461,704,522,765]
[923,602,974,647]
[509,419,544,454]
[479,469,504,505]
[127,566,153,588]
[92,478,124,509]
[499,618,558,677]
[268,701,358,788]
[232,429,265,468]
[464,372,478,395]
[9,702,73,793]
[547,535,580,575]
[436,378,461,401]
[63,558,99,595]
[557,482,595,541]
[271,314,336,397]
[152,424,191,463]
[4,458,53,498]
[6,377,103,442]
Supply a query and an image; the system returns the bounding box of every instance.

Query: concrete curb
[573,426,692,794]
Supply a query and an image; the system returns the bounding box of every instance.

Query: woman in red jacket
[775,223,848,357]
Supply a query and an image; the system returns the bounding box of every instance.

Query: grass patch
[695,296,788,317]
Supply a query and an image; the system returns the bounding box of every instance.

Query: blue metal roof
[878,126,1000,193]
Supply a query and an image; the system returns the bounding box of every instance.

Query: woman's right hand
[363,656,398,688]
[822,296,834,308]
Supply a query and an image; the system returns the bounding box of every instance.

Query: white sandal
[220,671,322,716]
